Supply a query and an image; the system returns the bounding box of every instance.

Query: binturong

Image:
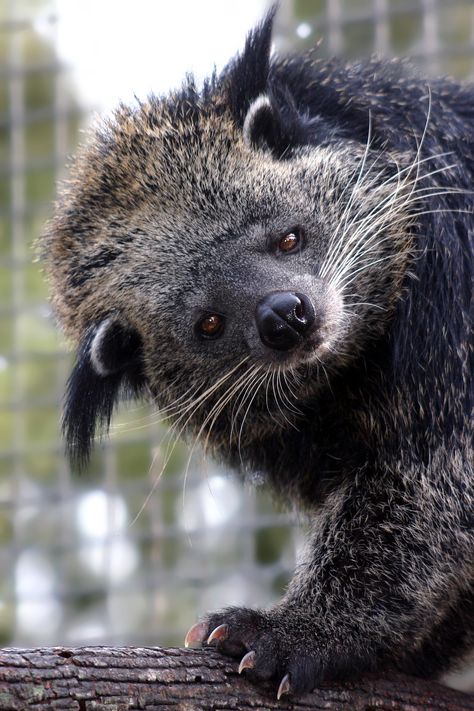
[41,6,473,699]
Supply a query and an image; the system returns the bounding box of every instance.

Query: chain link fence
[1,0,473,689]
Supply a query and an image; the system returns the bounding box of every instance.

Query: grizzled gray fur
[41,8,473,698]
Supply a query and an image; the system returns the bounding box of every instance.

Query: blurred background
[1,0,473,691]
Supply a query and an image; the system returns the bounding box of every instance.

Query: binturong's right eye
[195,313,226,340]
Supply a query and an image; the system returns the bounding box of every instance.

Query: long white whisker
[321,91,466,291]
[237,368,268,463]
[181,364,264,519]
[274,367,299,428]
[337,255,397,291]
[229,365,264,444]
[319,112,374,279]
[277,367,303,417]
[129,357,250,524]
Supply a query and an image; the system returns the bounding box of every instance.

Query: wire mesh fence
[0,2,473,689]
[278,0,474,78]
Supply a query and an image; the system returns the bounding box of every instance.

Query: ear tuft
[243,94,275,149]
[63,318,144,470]
[225,5,277,126]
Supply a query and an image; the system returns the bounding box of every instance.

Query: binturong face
[41,15,413,469]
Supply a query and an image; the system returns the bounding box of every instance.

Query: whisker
[237,368,268,463]
[320,89,468,292]
[278,367,303,417]
[273,367,299,428]
[230,365,265,444]
[130,356,250,523]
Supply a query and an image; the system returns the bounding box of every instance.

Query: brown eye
[197,313,225,339]
[278,229,302,254]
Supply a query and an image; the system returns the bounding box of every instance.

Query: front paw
[185,606,321,698]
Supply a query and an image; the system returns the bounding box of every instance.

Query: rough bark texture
[0,645,473,711]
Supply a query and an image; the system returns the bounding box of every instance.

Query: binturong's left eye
[196,313,226,340]
[277,228,303,254]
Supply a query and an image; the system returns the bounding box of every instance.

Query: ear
[62,317,145,469]
[243,94,276,149]
[242,91,313,157]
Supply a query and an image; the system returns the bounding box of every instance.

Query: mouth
[261,327,333,370]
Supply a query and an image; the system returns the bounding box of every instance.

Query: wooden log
[0,645,473,710]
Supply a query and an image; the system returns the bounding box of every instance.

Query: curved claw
[238,650,256,674]
[276,673,291,700]
[184,621,208,648]
[207,623,229,645]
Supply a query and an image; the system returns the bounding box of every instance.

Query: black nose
[255,292,315,351]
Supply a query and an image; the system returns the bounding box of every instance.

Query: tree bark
[0,645,473,711]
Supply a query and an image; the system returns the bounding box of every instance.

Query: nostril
[290,293,315,333]
[294,300,304,321]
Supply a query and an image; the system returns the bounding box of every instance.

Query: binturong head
[41,8,414,469]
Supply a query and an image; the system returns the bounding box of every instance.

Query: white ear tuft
[89,318,115,376]
[89,317,142,377]
[243,94,274,149]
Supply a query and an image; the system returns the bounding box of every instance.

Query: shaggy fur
[41,8,473,696]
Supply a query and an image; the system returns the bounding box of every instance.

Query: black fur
[225,8,276,126]
[63,321,144,468]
